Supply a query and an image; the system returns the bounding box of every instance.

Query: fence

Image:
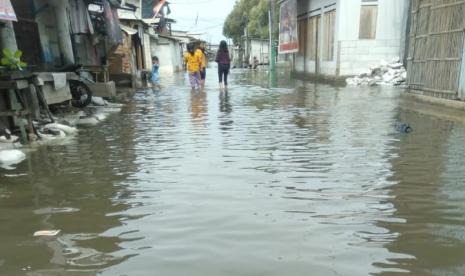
[407,0,465,99]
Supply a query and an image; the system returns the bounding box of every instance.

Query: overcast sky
[168,0,237,44]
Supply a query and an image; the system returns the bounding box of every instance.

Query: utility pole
[269,0,276,72]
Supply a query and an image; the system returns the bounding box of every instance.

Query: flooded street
[2,69,465,275]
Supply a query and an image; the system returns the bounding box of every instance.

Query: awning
[120,24,138,35]
[0,0,17,22]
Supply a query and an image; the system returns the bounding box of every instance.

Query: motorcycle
[58,64,93,108]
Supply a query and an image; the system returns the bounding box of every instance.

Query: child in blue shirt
[151,56,160,88]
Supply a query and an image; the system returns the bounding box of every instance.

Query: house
[8,0,123,98]
[150,35,183,73]
[108,0,181,85]
[244,38,270,66]
[406,0,465,100]
[280,0,409,79]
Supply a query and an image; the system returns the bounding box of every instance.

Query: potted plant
[0,48,28,80]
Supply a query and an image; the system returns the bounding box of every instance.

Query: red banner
[0,0,17,21]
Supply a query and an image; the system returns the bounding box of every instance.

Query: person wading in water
[184,42,202,91]
[196,42,207,89]
[215,40,231,90]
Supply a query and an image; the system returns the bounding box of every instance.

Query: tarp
[68,0,95,34]
[279,0,298,54]
[103,0,123,49]
[0,0,17,21]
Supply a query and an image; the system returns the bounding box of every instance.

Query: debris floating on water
[395,122,413,133]
[33,230,61,237]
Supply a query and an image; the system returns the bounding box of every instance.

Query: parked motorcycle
[59,64,93,108]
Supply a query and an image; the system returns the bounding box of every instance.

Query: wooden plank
[459,36,465,99]
[0,111,30,117]
[429,29,465,36]
[8,88,28,144]
[15,80,29,90]
[431,1,465,10]
[323,10,335,61]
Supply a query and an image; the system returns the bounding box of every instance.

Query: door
[11,0,44,67]
[298,17,307,71]
[307,15,320,74]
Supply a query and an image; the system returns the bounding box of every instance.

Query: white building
[285,0,409,78]
[243,38,270,66]
[150,35,183,73]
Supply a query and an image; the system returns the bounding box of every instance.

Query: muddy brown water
[1,70,465,275]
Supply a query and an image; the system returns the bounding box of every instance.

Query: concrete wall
[293,0,407,77]
[338,0,407,76]
[250,40,270,64]
[338,39,400,76]
[337,0,406,41]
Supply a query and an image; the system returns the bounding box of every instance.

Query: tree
[223,0,278,45]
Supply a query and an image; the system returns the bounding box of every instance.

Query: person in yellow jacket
[184,42,202,90]
[196,42,207,88]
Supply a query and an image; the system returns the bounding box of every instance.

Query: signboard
[0,0,17,21]
[279,0,298,54]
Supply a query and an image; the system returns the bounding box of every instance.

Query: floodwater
[1,69,465,276]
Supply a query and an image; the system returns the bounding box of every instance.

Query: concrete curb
[401,92,465,124]
[402,92,465,111]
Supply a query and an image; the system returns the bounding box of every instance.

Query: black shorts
[200,68,206,80]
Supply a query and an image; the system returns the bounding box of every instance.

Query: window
[323,10,336,61]
[359,1,378,39]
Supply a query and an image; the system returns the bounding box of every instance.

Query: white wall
[293,0,408,77]
[151,37,182,73]
[338,0,407,76]
[250,40,270,64]
[338,0,406,41]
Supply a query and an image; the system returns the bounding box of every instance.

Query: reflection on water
[1,70,465,275]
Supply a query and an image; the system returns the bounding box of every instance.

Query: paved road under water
[1,69,465,275]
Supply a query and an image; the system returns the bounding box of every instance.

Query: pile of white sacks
[346,58,407,87]
[0,97,123,170]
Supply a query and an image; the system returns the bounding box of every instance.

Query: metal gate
[407,0,465,99]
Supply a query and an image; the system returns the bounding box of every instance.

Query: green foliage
[223,0,279,45]
[1,48,27,71]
